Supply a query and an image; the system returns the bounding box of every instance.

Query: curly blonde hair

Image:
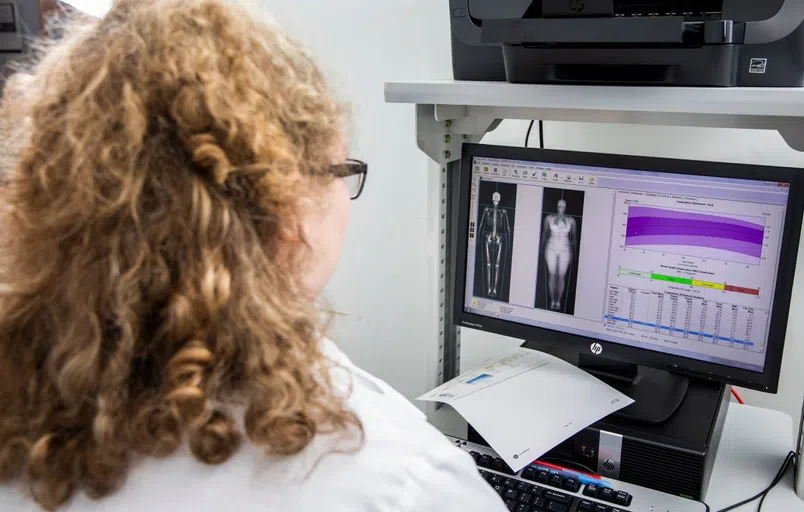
[0,0,360,509]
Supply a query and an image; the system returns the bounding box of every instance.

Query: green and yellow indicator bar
[619,268,759,296]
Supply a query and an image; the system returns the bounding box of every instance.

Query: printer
[450,0,804,86]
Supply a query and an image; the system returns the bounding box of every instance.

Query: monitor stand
[577,354,689,425]
[534,344,690,425]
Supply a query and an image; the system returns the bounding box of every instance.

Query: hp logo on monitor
[591,343,603,355]
[570,0,585,12]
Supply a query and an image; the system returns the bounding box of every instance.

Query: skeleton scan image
[480,192,511,298]
[473,181,517,302]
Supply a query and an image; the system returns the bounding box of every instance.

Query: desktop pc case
[468,378,730,501]
[450,0,804,86]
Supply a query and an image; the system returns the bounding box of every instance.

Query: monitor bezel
[454,143,804,393]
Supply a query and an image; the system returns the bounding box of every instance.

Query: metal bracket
[416,104,499,165]
[415,105,501,388]
[438,162,458,389]
[779,127,804,153]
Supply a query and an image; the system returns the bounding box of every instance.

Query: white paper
[418,347,634,472]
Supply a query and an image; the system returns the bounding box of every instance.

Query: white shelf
[385,80,804,116]
[384,80,804,156]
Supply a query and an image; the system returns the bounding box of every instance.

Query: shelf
[384,80,804,157]
[385,80,804,117]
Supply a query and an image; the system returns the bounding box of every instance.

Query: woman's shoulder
[300,340,504,510]
[0,341,502,512]
[317,339,448,450]
[214,339,502,510]
[246,340,504,511]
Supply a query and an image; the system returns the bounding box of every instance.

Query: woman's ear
[277,207,302,242]
[273,208,303,286]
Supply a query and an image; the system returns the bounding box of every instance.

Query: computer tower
[469,378,730,500]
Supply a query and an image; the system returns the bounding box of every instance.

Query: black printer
[450,0,804,86]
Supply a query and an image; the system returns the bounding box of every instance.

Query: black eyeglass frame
[331,159,368,200]
[224,159,368,200]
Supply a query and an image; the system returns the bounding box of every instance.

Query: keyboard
[448,436,707,512]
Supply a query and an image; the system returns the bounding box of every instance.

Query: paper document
[418,347,634,473]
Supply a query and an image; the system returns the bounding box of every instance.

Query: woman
[0,1,506,510]
[541,199,578,312]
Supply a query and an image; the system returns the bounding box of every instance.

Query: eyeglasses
[226,159,368,200]
[331,159,368,200]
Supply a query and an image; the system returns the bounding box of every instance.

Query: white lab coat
[0,340,508,511]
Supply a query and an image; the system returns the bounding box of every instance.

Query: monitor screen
[461,150,794,375]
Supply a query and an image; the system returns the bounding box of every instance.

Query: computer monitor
[455,144,804,422]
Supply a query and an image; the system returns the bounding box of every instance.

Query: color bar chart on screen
[624,206,766,265]
[618,268,761,296]
[604,284,768,351]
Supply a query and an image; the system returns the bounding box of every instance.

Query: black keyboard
[449,436,707,512]
[478,466,629,512]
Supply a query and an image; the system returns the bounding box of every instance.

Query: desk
[706,404,801,510]
[430,403,803,510]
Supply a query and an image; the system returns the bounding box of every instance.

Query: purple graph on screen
[625,206,766,265]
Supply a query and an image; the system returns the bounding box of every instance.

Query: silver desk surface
[707,404,800,510]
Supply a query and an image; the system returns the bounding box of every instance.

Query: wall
[54,0,106,17]
[67,1,804,426]
[247,0,454,404]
